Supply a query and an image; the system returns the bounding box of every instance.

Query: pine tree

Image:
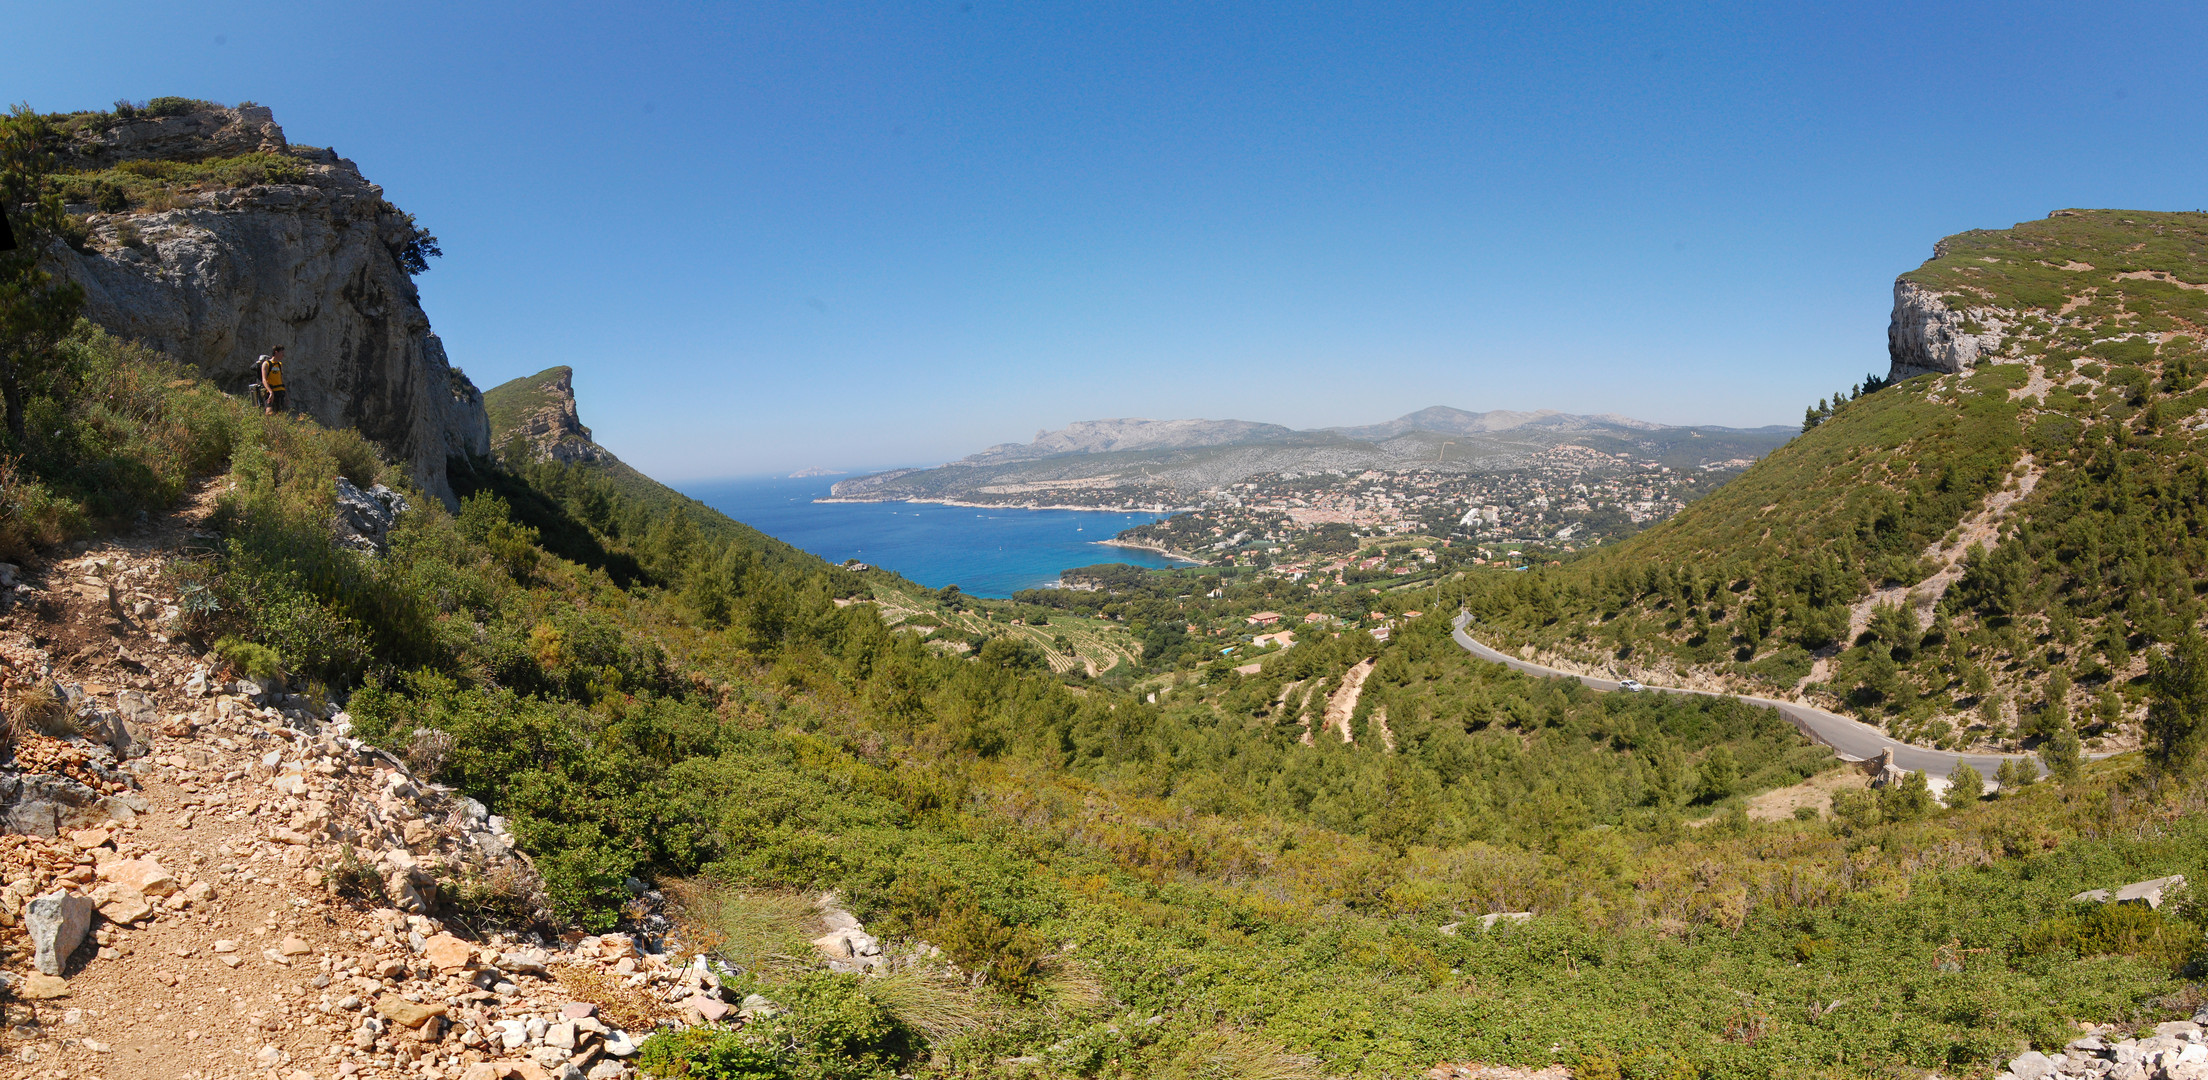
[1944,762,1984,808]
[2040,717,2082,785]
[0,106,86,445]
[2146,631,2208,774]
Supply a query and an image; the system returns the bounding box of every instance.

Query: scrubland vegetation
[5,323,2208,1078]
[15,117,2208,1078]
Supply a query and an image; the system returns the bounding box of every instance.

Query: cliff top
[37,101,406,233]
[483,366,584,450]
[1903,208,2208,325]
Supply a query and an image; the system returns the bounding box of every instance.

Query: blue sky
[21,2,2208,480]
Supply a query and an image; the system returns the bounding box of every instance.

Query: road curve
[1450,612,2040,777]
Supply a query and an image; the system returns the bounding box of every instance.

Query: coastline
[816,495,1200,515]
[1092,536,1206,564]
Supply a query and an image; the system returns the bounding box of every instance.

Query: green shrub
[213,635,284,683]
[635,1027,784,1079]
[2018,902,2197,970]
[925,901,1049,997]
[784,972,914,1060]
[142,96,215,117]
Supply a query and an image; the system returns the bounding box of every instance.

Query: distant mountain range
[829,406,1794,508]
[1330,406,1667,440]
[963,418,1297,465]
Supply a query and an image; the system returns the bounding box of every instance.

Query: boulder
[1863,747,1909,788]
[2073,875,2188,910]
[460,1063,553,1080]
[99,857,180,898]
[109,690,160,758]
[683,996,730,1023]
[334,478,411,554]
[596,933,637,961]
[2006,1050,2060,1080]
[91,886,153,925]
[812,928,880,959]
[1476,912,1533,931]
[0,772,118,837]
[2118,875,2187,909]
[26,890,93,975]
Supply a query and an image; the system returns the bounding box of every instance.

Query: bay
[684,475,1193,598]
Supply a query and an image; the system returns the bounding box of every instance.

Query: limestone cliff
[1880,208,2208,383]
[45,105,487,504]
[482,365,608,464]
[1886,280,2005,379]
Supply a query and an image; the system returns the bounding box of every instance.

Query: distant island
[789,466,846,478]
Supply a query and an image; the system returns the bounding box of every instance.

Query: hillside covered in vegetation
[1456,210,2208,768]
[13,102,2208,1078]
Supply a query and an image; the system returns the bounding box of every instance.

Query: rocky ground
[0,486,784,1080]
[2001,1017,2208,1080]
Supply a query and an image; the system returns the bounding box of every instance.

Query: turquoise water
[684,476,1192,598]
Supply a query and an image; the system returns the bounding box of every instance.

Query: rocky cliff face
[481,365,609,465]
[1886,280,2007,380]
[46,105,487,504]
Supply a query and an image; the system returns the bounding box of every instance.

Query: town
[1108,442,1750,566]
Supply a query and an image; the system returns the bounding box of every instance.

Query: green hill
[476,364,866,594]
[1454,209,2208,762]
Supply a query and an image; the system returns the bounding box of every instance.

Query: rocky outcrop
[2001,1017,2208,1080]
[1887,280,2004,380]
[45,105,487,505]
[333,476,411,554]
[484,366,607,464]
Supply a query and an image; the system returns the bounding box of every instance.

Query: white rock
[1890,279,2001,377]
[26,891,93,976]
[2008,1050,2059,1080]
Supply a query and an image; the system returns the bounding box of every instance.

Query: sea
[683,475,1193,598]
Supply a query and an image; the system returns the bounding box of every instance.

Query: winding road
[1450,612,2041,777]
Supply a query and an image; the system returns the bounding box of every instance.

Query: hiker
[257,346,287,415]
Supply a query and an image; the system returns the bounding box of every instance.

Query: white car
[1617,679,1644,692]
